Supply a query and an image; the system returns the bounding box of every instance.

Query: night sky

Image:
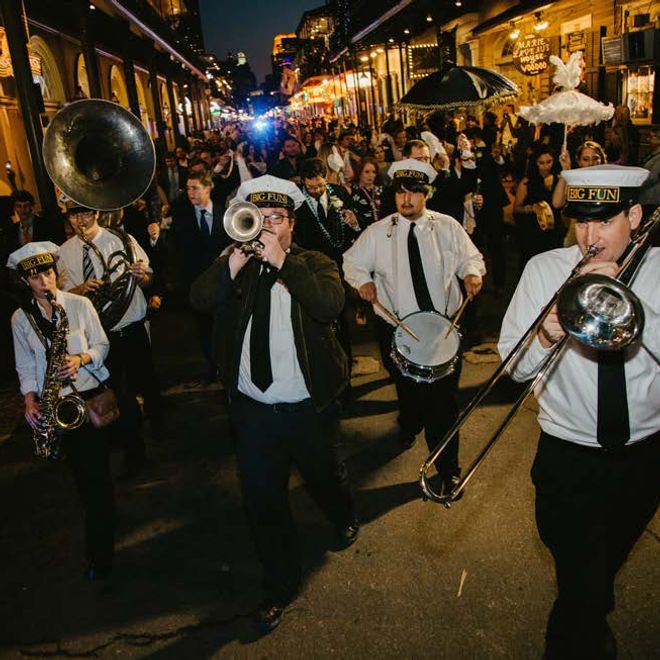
[199,0,323,84]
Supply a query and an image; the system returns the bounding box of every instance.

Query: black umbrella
[397,66,519,112]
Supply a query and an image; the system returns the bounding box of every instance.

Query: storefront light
[403,28,410,35]
[509,22,520,40]
[533,12,549,31]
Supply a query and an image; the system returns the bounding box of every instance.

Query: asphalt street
[0,297,658,659]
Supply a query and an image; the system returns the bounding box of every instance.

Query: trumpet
[420,208,659,507]
[223,201,273,254]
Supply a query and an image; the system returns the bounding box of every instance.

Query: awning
[472,1,555,36]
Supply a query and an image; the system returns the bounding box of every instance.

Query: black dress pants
[62,423,116,571]
[107,321,161,464]
[231,394,356,604]
[376,317,461,477]
[532,431,660,659]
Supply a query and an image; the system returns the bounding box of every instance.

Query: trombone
[420,208,659,507]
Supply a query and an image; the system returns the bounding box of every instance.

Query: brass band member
[343,159,485,495]
[8,242,115,581]
[190,175,358,634]
[57,204,159,477]
[499,165,660,658]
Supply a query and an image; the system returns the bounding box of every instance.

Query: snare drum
[390,311,461,383]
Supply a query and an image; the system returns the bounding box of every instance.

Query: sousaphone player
[44,100,162,476]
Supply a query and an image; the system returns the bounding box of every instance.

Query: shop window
[501,39,515,59]
[76,54,89,98]
[625,66,654,124]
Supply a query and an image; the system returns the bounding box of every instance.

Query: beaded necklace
[302,183,346,249]
[358,185,381,223]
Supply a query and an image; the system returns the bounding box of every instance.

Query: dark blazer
[294,184,359,266]
[189,245,348,411]
[170,202,231,289]
[0,213,65,261]
[157,164,188,202]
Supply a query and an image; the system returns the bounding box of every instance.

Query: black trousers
[230,393,356,603]
[62,423,116,570]
[376,317,461,477]
[107,321,161,462]
[532,431,660,659]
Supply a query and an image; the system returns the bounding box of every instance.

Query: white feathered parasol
[519,51,614,127]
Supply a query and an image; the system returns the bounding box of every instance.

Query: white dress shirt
[498,245,660,446]
[58,227,151,331]
[342,210,486,324]
[12,290,110,397]
[238,277,310,404]
[194,203,214,233]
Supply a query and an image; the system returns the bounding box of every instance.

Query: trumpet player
[57,203,160,476]
[498,165,660,659]
[190,175,358,634]
[8,242,116,581]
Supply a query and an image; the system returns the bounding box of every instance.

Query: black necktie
[408,222,434,311]
[250,267,279,392]
[317,199,327,225]
[199,209,210,237]
[597,351,630,449]
[596,263,634,450]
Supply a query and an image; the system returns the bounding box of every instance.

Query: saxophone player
[7,242,116,581]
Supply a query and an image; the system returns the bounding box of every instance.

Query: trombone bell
[557,274,645,350]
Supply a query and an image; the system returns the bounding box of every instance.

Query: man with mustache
[343,159,485,495]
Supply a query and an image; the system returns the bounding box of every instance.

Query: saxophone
[32,294,88,460]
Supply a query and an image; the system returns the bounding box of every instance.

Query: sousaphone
[42,99,156,328]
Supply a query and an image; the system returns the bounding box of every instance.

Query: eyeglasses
[501,178,514,183]
[261,213,289,224]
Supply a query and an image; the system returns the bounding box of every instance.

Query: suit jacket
[170,202,231,289]
[189,244,348,411]
[294,185,359,266]
[0,213,65,263]
[157,164,188,203]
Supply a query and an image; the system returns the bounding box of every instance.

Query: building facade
[0,0,212,211]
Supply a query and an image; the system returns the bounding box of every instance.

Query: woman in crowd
[513,145,564,268]
[349,157,383,230]
[553,140,607,246]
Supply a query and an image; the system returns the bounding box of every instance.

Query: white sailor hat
[388,158,438,187]
[7,241,60,276]
[562,164,649,220]
[234,174,305,211]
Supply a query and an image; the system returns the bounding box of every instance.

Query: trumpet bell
[557,274,645,350]
[223,201,263,242]
[43,99,156,211]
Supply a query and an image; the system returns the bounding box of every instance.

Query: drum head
[394,312,460,367]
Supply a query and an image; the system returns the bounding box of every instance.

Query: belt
[544,429,659,455]
[78,382,110,400]
[109,320,144,337]
[234,391,313,414]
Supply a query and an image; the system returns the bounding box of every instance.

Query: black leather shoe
[254,602,286,634]
[441,474,464,502]
[335,521,360,550]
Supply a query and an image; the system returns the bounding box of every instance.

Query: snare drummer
[343,159,485,494]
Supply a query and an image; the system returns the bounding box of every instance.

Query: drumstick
[445,295,473,338]
[373,301,420,341]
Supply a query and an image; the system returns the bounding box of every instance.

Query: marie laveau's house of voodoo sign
[512,34,551,76]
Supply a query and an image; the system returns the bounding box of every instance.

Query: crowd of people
[1,98,659,656]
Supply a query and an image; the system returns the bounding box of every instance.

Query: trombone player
[498,165,660,659]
